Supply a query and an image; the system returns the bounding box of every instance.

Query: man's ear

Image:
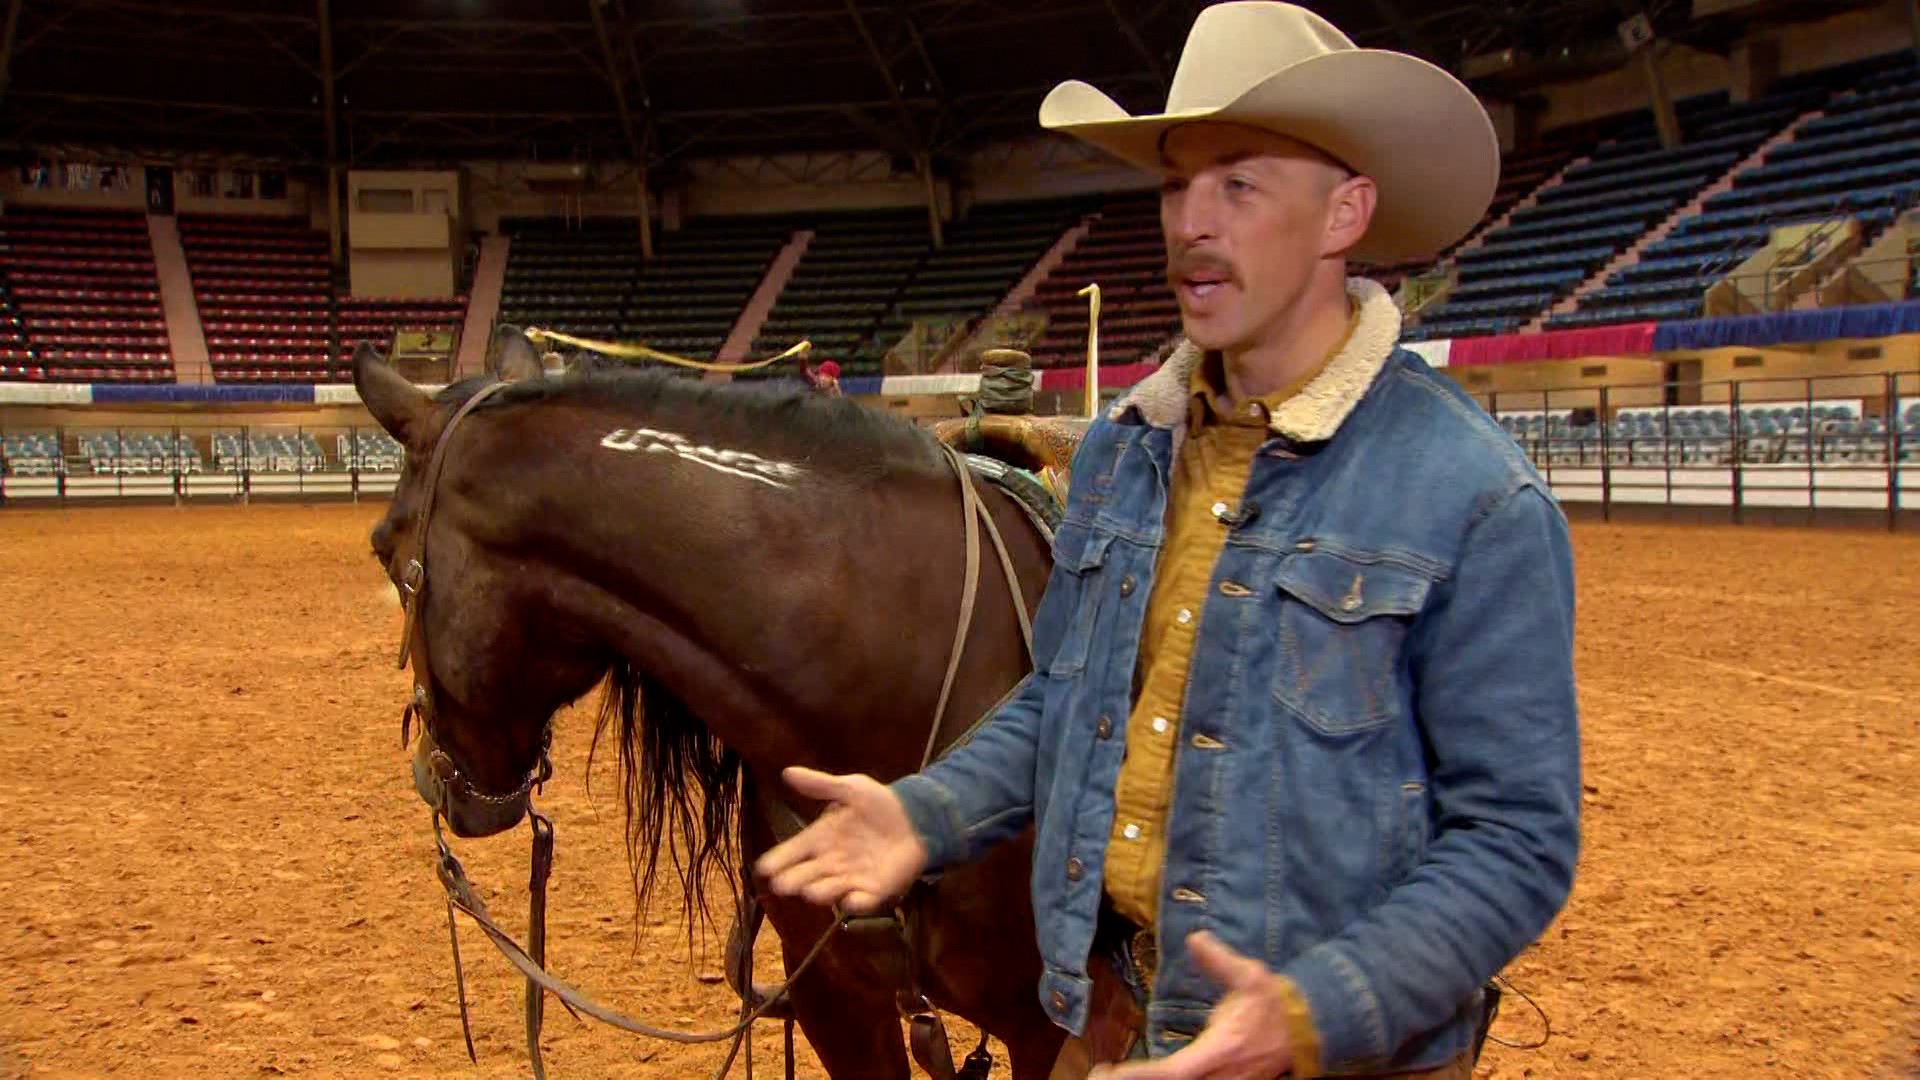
[1321,173,1378,260]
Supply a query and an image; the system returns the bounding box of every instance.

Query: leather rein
[385,376,1035,1079]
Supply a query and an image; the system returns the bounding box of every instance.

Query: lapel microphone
[1219,501,1261,528]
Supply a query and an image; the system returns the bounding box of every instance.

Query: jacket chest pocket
[1267,549,1434,736]
[1041,523,1119,677]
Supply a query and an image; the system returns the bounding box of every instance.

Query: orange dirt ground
[0,504,1916,1080]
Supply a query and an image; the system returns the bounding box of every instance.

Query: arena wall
[346,170,465,299]
[1683,335,1920,406]
[1453,358,1671,411]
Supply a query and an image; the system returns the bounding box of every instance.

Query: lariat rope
[523,326,812,373]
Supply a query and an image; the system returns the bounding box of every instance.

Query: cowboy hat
[1038,1,1499,264]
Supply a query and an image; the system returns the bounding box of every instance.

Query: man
[803,358,843,396]
[757,4,1581,1078]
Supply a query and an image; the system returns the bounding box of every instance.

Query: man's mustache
[1167,250,1237,287]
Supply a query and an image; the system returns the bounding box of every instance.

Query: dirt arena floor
[0,503,1915,1080]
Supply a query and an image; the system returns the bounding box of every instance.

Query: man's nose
[1164,185,1219,249]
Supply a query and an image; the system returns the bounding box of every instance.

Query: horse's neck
[534,440,985,780]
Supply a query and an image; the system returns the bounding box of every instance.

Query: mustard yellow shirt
[1103,311,1356,929]
[1100,312,1358,1079]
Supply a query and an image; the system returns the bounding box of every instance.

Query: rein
[387,377,1037,1079]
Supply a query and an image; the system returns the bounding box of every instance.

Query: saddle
[931,413,1090,505]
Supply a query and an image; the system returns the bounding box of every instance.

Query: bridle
[380,373,1037,1080]
[392,379,552,810]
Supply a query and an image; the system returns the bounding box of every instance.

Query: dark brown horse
[355,328,1068,1079]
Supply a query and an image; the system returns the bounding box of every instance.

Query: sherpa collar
[1109,276,1401,444]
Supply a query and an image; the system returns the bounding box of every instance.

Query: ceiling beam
[0,0,25,112]
[901,9,948,103]
[1099,0,1170,95]
[608,0,658,160]
[588,0,646,164]
[318,0,342,268]
[1363,0,1430,60]
[841,0,920,153]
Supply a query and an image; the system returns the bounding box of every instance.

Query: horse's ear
[353,341,433,447]
[492,325,546,383]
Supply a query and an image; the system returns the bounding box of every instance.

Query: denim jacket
[892,277,1581,1074]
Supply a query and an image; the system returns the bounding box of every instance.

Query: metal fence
[0,422,405,504]
[4,371,1918,526]
[1479,370,1919,528]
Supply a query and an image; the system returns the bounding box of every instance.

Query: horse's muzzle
[410,729,530,838]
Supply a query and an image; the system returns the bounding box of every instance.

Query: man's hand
[752,766,929,914]
[1089,931,1297,1080]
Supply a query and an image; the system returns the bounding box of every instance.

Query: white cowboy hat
[1038,1,1500,264]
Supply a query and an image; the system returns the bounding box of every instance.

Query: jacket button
[1065,857,1084,881]
[1095,715,1113,739]
[1050,990,1068,1014]
[1118,574,1136,597]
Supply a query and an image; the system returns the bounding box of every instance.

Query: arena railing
[0,421,406,505]
[5,371,1916,527]
[1478,369,1920,528]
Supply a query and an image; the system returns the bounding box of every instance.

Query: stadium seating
[751,208,931,376]
[1420,90,1820,338]
[1550,58,1920,330]
[1,432,62,475]
[503,212,794,367]
[0,208,171,382]
[180,215,335,382]
[1025,192,1177,369]
[4,50,1920,396]
[338,430,405,472]
[498,217,639,342]
[1368,140,1585,293]
[1495,401,1920,466]
[209,431,325,473]
[1410,89,1822,340]
[74,431,202,474]
[501,215,789,369]
[858,198,1088,369]
[631,216,792,360]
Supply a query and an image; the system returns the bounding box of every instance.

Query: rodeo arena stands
[2,29,1919,524]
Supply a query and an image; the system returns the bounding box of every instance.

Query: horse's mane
[434,364,947,479]
[587,659,741,953]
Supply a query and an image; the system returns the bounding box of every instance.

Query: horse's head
[355,332,610,838]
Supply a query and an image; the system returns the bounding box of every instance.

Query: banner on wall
[1401,339,1452,368]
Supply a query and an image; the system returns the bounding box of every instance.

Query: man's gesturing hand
[1089,931,1298,1080]
[753,766,929,914]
